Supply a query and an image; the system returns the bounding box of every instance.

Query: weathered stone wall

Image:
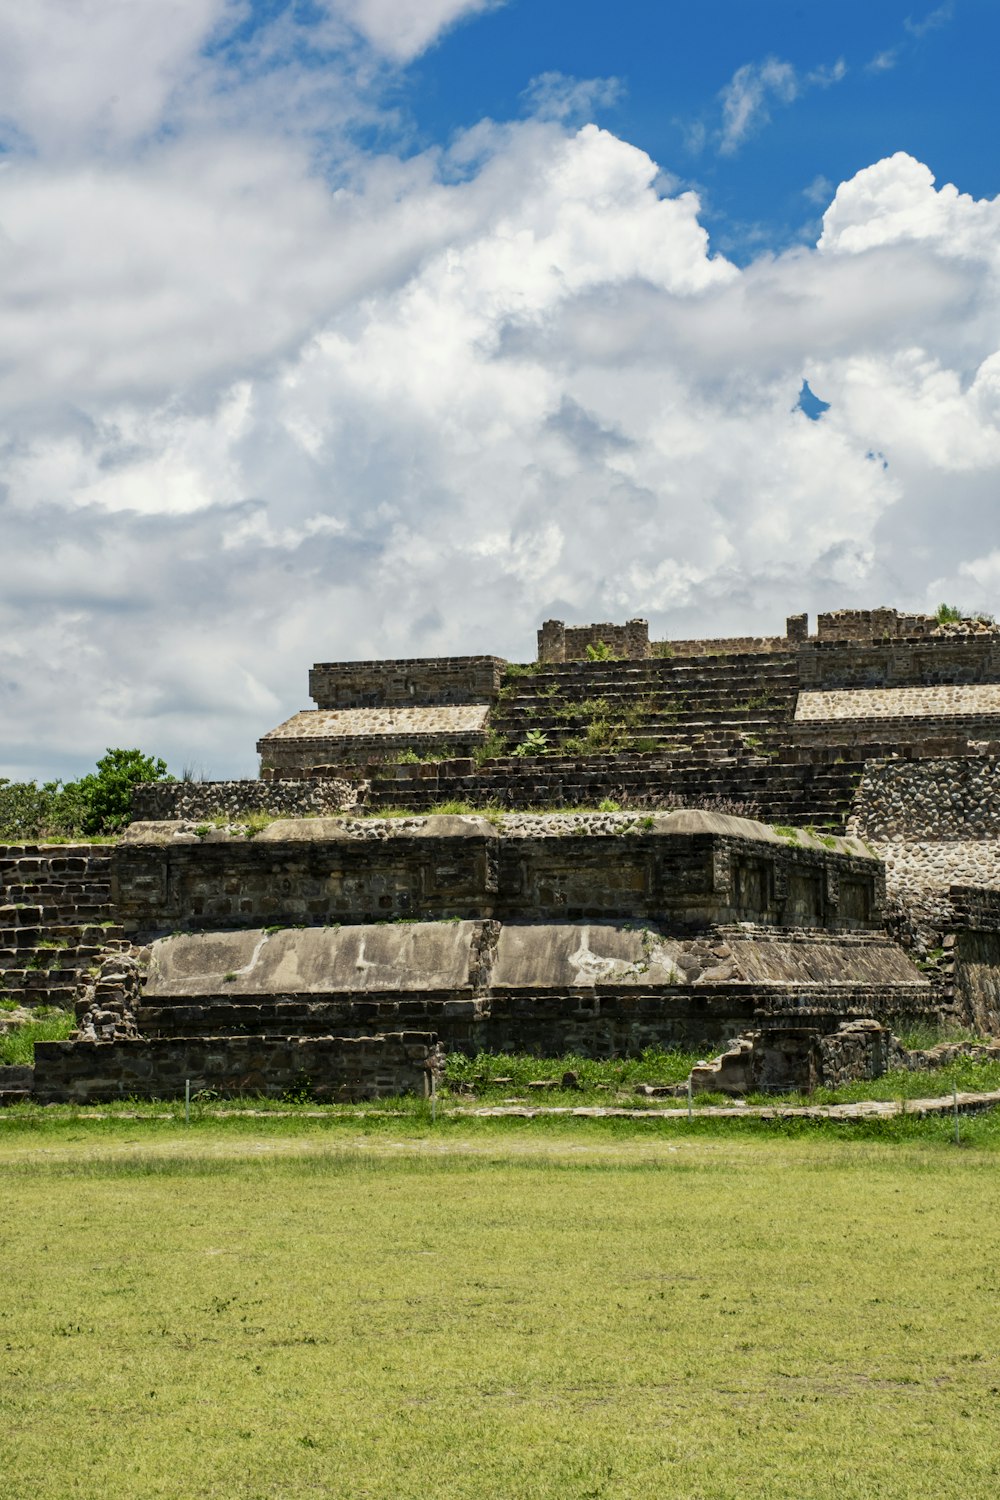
[537,618,650,662]
[481,983,932,1057]
[132,778,361,823]
[364,751,863,827]
[113,815,883,938]
[653,636,790,658]
[32,1031,441,1104]
[850,757,1000,842]
[947,888,1000,1035]
[798,635,1000,690]
[309,656,505,709]
[0,844,119,1009]
[791,722,1000,767]
[815,608,937,641]
[879,843,1000,899]
[138,980,932,1058]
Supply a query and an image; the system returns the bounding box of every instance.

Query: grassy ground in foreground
[1,1122,999,1500]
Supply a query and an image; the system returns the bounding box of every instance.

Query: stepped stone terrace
[8,603,1000,1104]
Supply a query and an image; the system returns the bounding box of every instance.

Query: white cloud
[1,13,1000,782]
[0,0,234,152]
[905,4,953,40]
[807,59,848,88]
[718,56,799,155]
[804,175,834,206]
[521,72,623,123]
[716,52,848,155]
[326,0,505,62]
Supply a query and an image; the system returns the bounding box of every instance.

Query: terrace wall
[132,778,361,823]
[32,1031,441,1104]
[309,656,505,709]
[112,819,883,938]
[850,757,1000,843]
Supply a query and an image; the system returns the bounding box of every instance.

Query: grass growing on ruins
[443,1046,700,1096]
[0,1008,75,1065]
[0,1124,999,1500]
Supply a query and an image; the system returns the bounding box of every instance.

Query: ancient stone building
[6,606,1000,1103]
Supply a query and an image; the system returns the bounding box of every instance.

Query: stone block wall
[363,751,865,828]
[537,618,650,662]
[815,608,938,641]
[652,635,790,658]
[947,888,1000,1035]
[0,844,120,1010]
[797,636,1000,690]
[32,1031,442,1104]
[850,757,1000,843]
[482,983,932,1058]
[112,819,884,939]
[309,656,505,709]
[258,706,489,775]
[132,778,361,823]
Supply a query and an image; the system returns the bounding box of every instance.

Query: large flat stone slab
[493,923,684,987]
[262,705,490,739]
[145,922,476,996]
[726,936,927,986]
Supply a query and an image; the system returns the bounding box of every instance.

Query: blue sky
[1,0,999,779]
[404,1,999,254]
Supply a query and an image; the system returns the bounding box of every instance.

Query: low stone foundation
[32,1031,443,1104]
[690,1015,1000,1096]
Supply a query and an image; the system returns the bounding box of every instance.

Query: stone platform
[24,809,936,1102]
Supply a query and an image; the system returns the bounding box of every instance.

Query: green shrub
[473,731,508,765]
[584,640,615,661]
[512,730,550,757]
[0,748,173,841]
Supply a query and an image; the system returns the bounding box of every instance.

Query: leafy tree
[0,749,172,840]
[71,749,173,834]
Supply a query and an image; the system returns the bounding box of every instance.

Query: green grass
[444,1046,698,1100]
[0,1121,999,1499]
[0,1009,75,1065]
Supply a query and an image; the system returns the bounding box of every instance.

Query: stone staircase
[362,650,872,823]
[0,845,125,1011]
[367,751,865,825]
[490,652,801,760]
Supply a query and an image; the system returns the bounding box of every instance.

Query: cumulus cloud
[1,10,1000,782]
[0,0,233,152]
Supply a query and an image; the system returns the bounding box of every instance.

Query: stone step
[137,1001,454,1040]
[0,985,79,1007]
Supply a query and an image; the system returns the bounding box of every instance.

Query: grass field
[1,1112,999,1500]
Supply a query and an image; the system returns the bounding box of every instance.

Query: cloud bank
[1,5,999,781]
